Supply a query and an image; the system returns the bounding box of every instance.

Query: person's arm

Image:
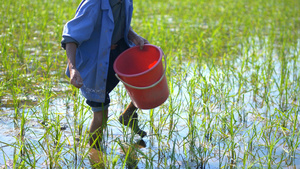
[128,27,149,49]
[66,43,83,88]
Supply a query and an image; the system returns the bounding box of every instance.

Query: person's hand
[130,34,150,50]
[69,68,83,88]
[128,28,149,50]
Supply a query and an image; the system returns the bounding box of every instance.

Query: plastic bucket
[113,44,169,109]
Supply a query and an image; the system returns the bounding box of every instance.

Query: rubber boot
[119,102,147,137]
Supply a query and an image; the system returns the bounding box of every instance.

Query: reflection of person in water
[120,139,146,168]
[61,0,148,149]
[89,139,146,168]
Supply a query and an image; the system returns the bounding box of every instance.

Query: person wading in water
[61,0,148,149]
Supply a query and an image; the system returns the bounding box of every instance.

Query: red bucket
[113,44,169,109]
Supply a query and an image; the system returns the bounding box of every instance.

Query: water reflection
[89,148,106,169]
[118,139,146,169]
[88,139,146,169]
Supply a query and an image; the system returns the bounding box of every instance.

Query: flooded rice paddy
[1,41,300,168]
[1,0,300,168]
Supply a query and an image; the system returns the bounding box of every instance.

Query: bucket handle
[115,49,167,90]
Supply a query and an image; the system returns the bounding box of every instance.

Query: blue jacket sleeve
[61,0,100,49]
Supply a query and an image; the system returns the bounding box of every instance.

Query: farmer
[61,0,148,148]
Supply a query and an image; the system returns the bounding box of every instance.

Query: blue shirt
[61,0,134,103]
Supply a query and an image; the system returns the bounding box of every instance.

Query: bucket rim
[113,44,163,78]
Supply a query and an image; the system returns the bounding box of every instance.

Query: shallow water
[1,38,300,168]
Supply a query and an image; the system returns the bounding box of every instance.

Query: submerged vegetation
[0,0,299,168]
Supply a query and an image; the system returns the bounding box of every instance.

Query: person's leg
[89,108,108,149]
[119,102,147,137]
[86,102,110,149]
